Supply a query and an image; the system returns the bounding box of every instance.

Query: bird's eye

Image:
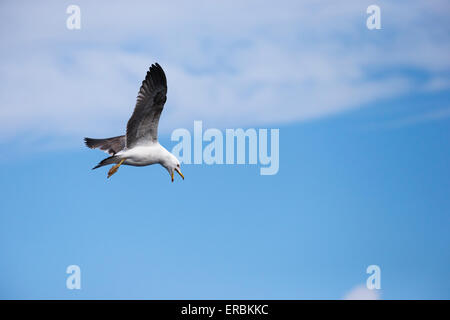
[177,164,180,167]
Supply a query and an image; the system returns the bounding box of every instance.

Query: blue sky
[0,1,449,299]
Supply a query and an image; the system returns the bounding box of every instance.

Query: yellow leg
[107,159,125,178]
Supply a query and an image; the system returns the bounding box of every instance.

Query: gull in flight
[84,63,184,182]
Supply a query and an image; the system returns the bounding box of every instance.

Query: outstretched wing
[84,136,126,155]
[126,63,167,148]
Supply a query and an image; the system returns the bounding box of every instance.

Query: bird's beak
[175,167,184,180]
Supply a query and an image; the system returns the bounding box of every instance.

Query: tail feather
[92,156,118,170]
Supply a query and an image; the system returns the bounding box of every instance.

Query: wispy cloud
[343,284,381,300]
[367,107,450,130]
[0,0,449,143]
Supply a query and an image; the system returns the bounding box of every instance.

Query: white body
[116,143,172,167]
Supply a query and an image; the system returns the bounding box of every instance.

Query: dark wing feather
[84,136,125,155]
[126,63,167,148]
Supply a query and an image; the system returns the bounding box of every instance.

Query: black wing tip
[84,137,94,148]
[146,62,167,87]
[150,62,164,73]
[150,62,162,69]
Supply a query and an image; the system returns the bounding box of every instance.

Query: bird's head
[162,153,184,182]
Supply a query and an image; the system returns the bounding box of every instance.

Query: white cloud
[370,106,450,129]
[423,77,450,92]
[343,284,381,300]
[0,0,449,144]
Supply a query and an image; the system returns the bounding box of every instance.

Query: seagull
[84,63,184,182]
